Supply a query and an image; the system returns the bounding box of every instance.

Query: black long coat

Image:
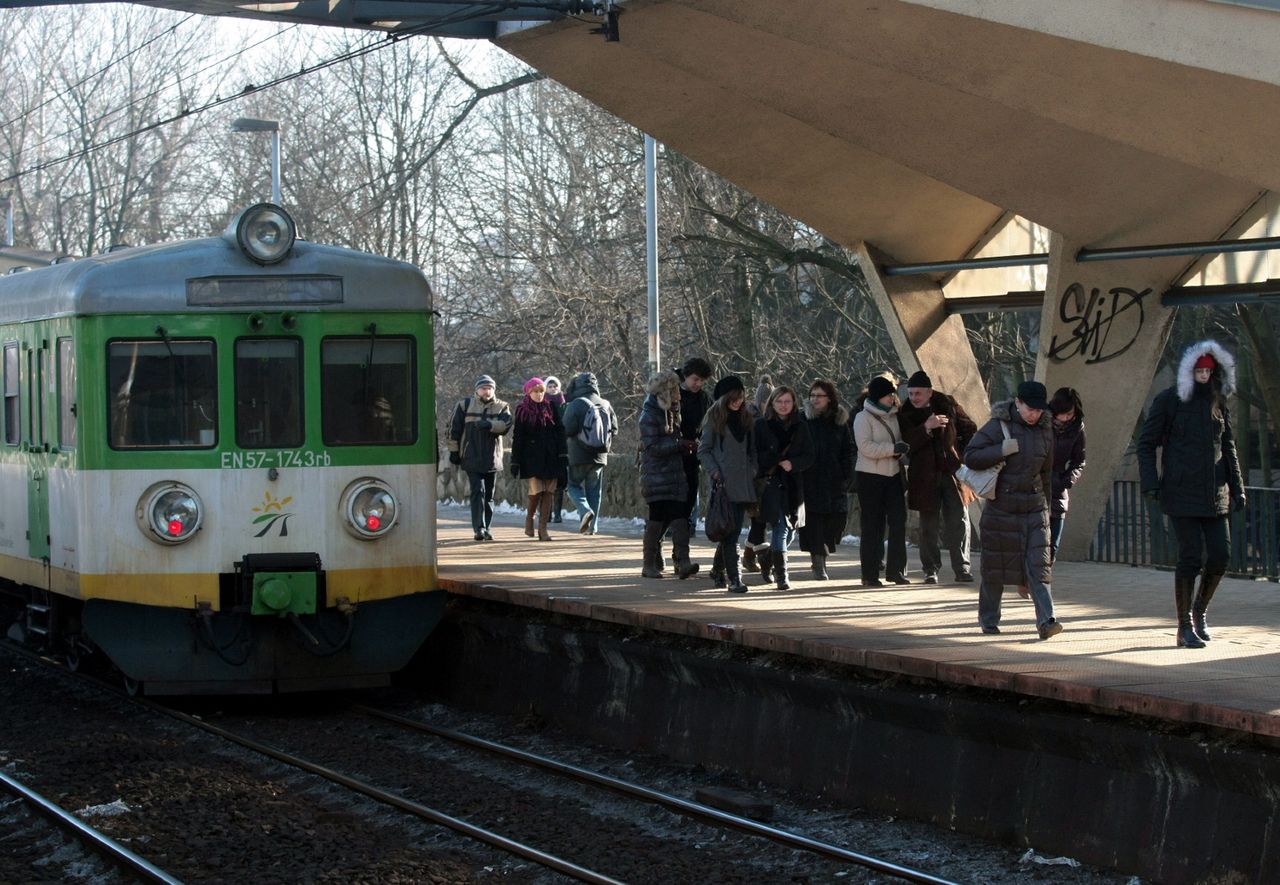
[639,391,687,504]
[800,405,855,516]
[964,400,1053,586]
[1137,387,1243,518]
[755,415,814,525]
[510,403,566,481]
[899,391,977,512]
[1050,417,1086,517]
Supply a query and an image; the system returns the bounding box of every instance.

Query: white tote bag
[955,421,1010,501]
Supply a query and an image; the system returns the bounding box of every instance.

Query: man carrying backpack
[448,375,512,541]
[561,371,618,534]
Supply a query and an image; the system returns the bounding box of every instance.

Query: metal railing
[1091,481,1279,580]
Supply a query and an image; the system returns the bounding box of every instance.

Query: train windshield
[108,340,217,449]
[321,337,416,445]
[235,338,303,449]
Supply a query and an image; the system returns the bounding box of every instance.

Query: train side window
[38,346,49,446]
[107,339,217,449]
[235,338,302,449]
[58,338,76,449]
[2,342,16,446]
[321,337,416,446]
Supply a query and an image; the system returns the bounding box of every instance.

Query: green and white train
[0,204,444,694]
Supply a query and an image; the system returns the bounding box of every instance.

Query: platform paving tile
[437,512,1280,738]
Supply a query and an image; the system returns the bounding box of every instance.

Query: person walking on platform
[798,379,855,581]
[1137,340,1245,649]
[448,375,512,541]
[755,386,814,590]
[1048,387,1087,563]
[639,370,700,579]
[510,377,566,542]
[742,375,774,576]
[898,370,977,583]
[853,375,911,587]
[544,375,568,523]
[699,375,758,593]
[965,380,1062,639]
[676,357,713,536]
[561,371,618,534]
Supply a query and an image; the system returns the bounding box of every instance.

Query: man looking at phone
[899,370,978,583]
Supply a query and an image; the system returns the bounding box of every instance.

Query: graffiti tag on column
[1047,282,1151,364]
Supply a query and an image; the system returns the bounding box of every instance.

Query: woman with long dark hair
[1048,387,1086,562]
[754,386,814,590]
[1137,341,1245,648]
[799,379,855,580]
[510,377,565,542]
[698,375,758,593]
[638,369,699,579]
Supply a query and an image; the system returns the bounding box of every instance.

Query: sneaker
[473,531,485,541]
[923,573,939,584]
[1038,619,1064,640]
[981,625,1001,635]
[579,511,595,534]
[956,571,975,583]
[482,529,494,541]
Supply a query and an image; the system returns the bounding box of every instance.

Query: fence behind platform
[1091,481,1280,580]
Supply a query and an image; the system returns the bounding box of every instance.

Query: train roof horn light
[230,203,296,265]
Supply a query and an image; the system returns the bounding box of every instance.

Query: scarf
[516,395,555,428]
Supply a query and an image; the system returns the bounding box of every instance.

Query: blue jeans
[566,465,604,532]
[978,553,1056,630]
[468,470,495,533]
[1049,515,1065,562]
[769,519,794,553]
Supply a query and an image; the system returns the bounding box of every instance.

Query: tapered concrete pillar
[1037,233,1181,560]
[857,242,990,425]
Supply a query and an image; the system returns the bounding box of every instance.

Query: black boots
[774,551,790,591]
[641,520,665,578]
[758,548,774,584]
[551,487,564,523]
[810,553,828,581]
[670,519,700,579]
[725,545,747,593]
[710,548,727,588]
[524,495,537,538]
[1192,572,1223,642]
[1175,575,1205,649]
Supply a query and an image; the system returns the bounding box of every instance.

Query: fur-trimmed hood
[646,369,682,411]
[1176,339,1236,402]
[804,402,850,426]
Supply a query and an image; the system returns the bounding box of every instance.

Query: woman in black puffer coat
[964,380,1062,640]
[1048,387,1087,562]
[754,386,814,591]
[1136,340,1244,649]
[798,379,855,580]
[638,370,699,579]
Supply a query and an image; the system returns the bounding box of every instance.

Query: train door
[26,340,49,562]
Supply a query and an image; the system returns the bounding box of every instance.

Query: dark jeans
[857,471,907,581]
[716,502,748,579]
[468,470,496,532]
[682,454,701,525]
[1049,515,1065,562]
[1170,515,1230,581]
[918,475,971,576]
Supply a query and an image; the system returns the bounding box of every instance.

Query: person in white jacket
[852,375,911,587]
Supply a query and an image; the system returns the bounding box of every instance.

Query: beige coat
[853,400,904,478]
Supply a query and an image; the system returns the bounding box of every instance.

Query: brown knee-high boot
[524,495,537,538]
[537,491,554,541]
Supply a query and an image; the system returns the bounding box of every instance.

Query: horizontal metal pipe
[883,253,1048,276]
[945,291,1046,314]
[1077,235,1280,263]
[1162,279,1280,306]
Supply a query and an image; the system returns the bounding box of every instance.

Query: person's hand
[449,452,461,465]
[1001,438,1020,457]
[1233,493,1247,512]
[893,441,910,457]
[780,459,793,472]
[683,439,698,455]
[925,414,948,431]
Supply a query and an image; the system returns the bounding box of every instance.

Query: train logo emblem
[251,491,295,538]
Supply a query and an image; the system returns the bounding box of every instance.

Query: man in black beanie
[676,357,713,535]
[898,369,977,583]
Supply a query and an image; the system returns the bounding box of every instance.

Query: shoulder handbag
[705,478,735,542]
[955,421,1010,501]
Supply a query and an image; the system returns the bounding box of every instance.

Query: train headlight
[340,478,399,540]
[136,482,204,545]
[230,203,296,265]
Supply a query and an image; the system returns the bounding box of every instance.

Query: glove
[893,441,910,456]
[449,452,461,466]
[1000,437,1020,457]
[1233,493,1247,512]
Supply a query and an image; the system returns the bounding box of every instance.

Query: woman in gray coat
[699,375,758,593]
[964,380,1063,639]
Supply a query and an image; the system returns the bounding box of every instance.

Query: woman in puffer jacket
[638,370,699,580]
[754,386,814,591]
[1136,340,1245,649]
[964,380,1062,640]
[853,374,910,587]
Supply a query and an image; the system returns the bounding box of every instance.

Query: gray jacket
[699,416,758,504]
[562,372,618,467]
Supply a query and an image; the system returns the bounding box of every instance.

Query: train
[0,203,445,694]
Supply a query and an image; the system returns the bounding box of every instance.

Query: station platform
[435,509,1280,741]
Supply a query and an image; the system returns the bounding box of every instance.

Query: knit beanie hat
[523,377,545,395]
[713,375,746,401]
[867,376,896,402]
[906,370,933,389]
[475,374,496,391]
[1017,380,1049,409]
[1194,354,1217,370]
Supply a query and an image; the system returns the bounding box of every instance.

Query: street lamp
[230,117,282,205]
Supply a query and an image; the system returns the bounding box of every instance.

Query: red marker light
[366,515,381,531]
[167,519,184,536]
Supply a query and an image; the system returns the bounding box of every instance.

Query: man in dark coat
[561,371,619,534]
[1136,339,1245,648]
[899,370,977,583]
[964,381,1062,639]
[447,375,512,541]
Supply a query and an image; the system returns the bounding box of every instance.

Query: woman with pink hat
[510,377,567,542]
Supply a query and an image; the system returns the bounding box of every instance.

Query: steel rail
[0,769,183,885]
[136,699,622,885]
[358,705,960,885]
